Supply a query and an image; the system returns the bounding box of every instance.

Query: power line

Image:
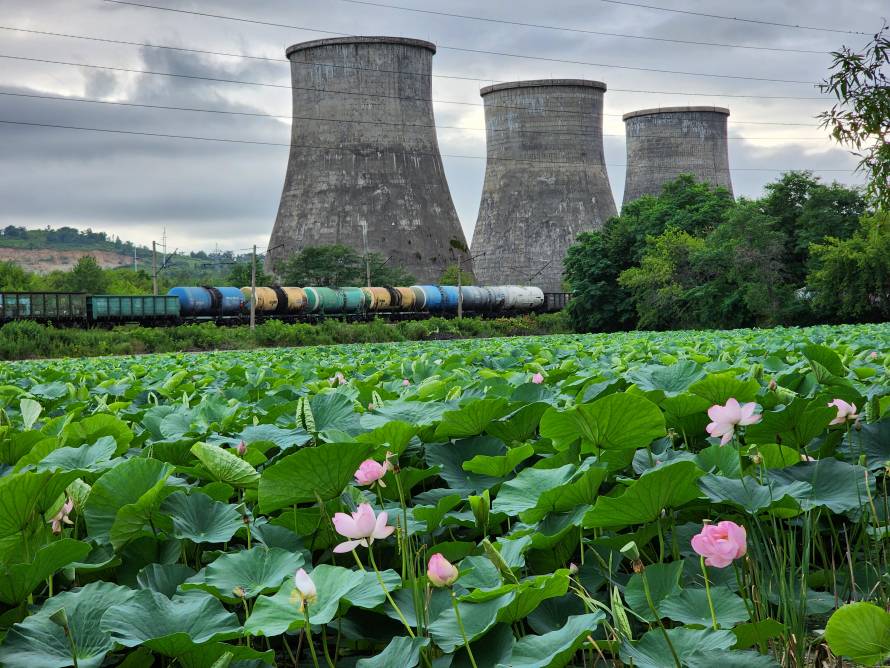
[0,53,828,125]
[0,118,858,173]
[336,0,829,54]
[0,25,826,103]
[0,90,830,141]
[101,0,820,84]
[599,0,869,36]
[0,25,826,101]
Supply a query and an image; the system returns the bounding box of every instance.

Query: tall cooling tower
[471,80,616,293]
[622,106,732,205]
[266,37,470,282]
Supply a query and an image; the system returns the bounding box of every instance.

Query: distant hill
[0,225,254,284]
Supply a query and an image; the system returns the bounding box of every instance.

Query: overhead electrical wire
[0,90,830,142]
[598,0,869,36]
[335,0,829,54]
[100,0,819,84]
[0,25,828,100]
[0,54,827,126]
[0,119,857,173]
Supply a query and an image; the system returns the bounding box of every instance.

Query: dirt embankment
[0,248,135,274]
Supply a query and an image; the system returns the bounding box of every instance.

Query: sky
[0,0,884,254]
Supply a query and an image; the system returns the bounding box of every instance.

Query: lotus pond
[0,323,888,667]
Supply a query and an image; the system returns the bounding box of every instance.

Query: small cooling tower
[266,37,470,282]
[471,80,617,293]
[622,106,732,205]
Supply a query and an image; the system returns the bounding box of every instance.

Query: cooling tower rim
[480,79,607,97]
[286,36,437,57]
[622,106,730,121]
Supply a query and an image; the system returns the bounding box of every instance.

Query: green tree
[368,253,415,286]
[819,22,890,208]
[279,245,363,286]
[564,175,734,332]
[0,261,35,291]
[59,256,109,293]
[808,212,890,322]
[227,261,272,288]
[438,264,475,286]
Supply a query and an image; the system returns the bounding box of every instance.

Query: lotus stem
[700,556,719,630]
[367,548,415,638]
[303,606,321,668]
[451,591,478,668]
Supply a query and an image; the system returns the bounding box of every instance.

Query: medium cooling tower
[622,106,732,205]
[266,37,470,282]
[471,80,617,293]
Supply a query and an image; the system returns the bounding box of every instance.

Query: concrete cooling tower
[622,106,732,205]
[471,80,617,293]
[266,37,470,282]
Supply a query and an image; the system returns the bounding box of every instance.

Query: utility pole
[133,246,137,271]
[152,241,158,296]
[250,244,257,331]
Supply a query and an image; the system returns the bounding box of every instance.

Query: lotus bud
[568,562,579,575]
[750,452,763,465]
[236,440,247,456]
[469,490,490,534]
[768,378,777,391]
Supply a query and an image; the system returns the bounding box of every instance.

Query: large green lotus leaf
[101,589,240,647]
[732,619,786,650]
[425,436,505,493]
[0,470,80,541]
[540,393,665,453]
[309,391,363,435]
[429,593,515,653]
[238,424,311,450]
[355,636,430,668]
[745,398,835,448]
[360,399,452,429]
[161,491,242,544]
[137,563,196,598]
[244,564,366,636]
[84,458,172,544]
[497,612,605,668]
[686,651,780,667]
[697,474,811,515]
[767,458,872,513]
[190,443,260,488]
[20,397,43,430]
[106,463,178,551]
[154,640,273,666]
[342,568,402,609]
[355,421,419,456]
[825,602,890,666]
[627,361,706,396]
[660,586,750,627]
[803,343,847,377]
[258,442,373,512]
[0,581,136,668]
[411,494,462,533]
[0,539,91,604]
[463,442,534,477]
[182,546,304,601]
[493,464,578,516]
[62,413,134,454]
[496,571,570,623]
[524,464,608,523]
[584,460,704,528]
[32,437,117,474]
[434,398,510,439]
[620,627,736,668]
[689,372,760,405]
[485,402,550,444]
[624,561,684,621]
[838,420,890,470]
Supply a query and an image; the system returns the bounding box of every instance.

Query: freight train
[0,285,567,327]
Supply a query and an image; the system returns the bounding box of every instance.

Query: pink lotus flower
[329,372,346,386]
[427,553,459,587]
[531,373,544,384]
[870,351,879,360]
[354,459,389,487]
[568,562,579,575]
[691,521,747,568]
[49,497,74,535]
[332,503,394,553]
[402,378,411,387]
[828,398,858,426]
[706,398,761,445]
[292,568,317,611]
[235,440,247,456]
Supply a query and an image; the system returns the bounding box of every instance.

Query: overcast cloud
[0,0,883,253]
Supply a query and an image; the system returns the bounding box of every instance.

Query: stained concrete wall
[266,37,470,283]
[471,80,616,293]
[622,106,732,206]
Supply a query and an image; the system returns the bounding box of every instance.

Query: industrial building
[470,80,617,293]
[266,36,471,283]
[622,106,733,205]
